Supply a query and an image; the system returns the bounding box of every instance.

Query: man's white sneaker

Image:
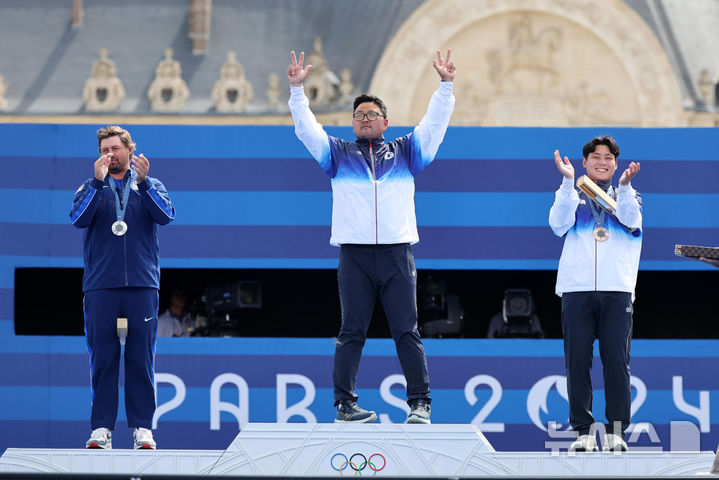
[85,427,112,449]
[603,433,628,452]
[569,434,598,452]
[133,427,156,450]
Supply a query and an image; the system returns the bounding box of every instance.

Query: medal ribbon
[587,198,606,229]
[586,185,613,229]
[111,170,134,224]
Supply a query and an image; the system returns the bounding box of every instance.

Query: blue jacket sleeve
[137,178,175,225]
[70,177,104,228]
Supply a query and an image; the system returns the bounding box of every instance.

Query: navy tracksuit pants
[334,243,430,406]
[84,287,158,430]
[561,291,633,436]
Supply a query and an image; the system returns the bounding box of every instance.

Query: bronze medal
[593,226,609,242]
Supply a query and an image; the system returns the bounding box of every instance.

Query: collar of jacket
[107,168,132,184]
[596,178,611,192]
[356,136,386,147]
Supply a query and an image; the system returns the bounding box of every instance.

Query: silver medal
[111,220,128,236]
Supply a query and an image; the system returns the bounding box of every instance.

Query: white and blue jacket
[289,83,455,246]
[549,177,643,299]
[70,171,175,292]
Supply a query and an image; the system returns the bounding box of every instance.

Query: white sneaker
[133,427,156,450]
[85,427,112,449]
[603,433,628,452]
[569,434,598,452]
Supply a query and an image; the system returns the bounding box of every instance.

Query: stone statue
[211,51,254,113]
[147,48,190,113]
[0,74,8,111]
[486,14,562,95]
[698,69,716,107]
[266,73,281,110]
[82,49,125,112]
[339,69,354,103]
[303,37,339,107]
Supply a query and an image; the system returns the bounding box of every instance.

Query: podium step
[0,448,224,475]
[216,422,494,476]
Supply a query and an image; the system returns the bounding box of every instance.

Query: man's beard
[108,159,125,174]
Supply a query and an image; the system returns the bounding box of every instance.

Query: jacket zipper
[124,235,128,286]
[120,187,129,286]
[594,234,598,291]
[370,141,378,244]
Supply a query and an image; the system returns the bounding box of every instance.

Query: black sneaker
[406,399,431,424]
[334,400,377,423]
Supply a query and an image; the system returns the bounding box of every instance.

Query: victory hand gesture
[432,49,456,82]
[287,51,311,87]
[554,150,574,179]
[619,161,640,186]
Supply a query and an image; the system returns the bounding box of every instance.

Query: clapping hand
[94,154,111,181]
[131,154,150,183]
[619,162,640,186]
[554,149,574,179]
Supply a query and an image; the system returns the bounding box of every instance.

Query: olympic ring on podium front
[330,452,386,476]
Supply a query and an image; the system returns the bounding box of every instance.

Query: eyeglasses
[352,111,385,121]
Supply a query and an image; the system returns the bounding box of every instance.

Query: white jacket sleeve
[615,183,642,229]
[549,176,580,237]
[288,86,331,172]
[413,82,455,167]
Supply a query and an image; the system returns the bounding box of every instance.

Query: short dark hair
[582,135,620,159]
[353,94,387,118]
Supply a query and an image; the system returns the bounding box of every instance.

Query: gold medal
[593,226,609,242]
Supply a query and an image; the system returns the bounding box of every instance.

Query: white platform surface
[0,423,716,477]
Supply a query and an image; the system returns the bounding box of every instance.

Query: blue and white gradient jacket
[289,83,455,246]
[549,177,642,299]
[70,171,175,292]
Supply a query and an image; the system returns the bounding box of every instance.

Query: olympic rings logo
[330,452,386,476]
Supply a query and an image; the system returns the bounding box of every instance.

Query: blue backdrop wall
[0,123,717,453]
[1,336,719,453]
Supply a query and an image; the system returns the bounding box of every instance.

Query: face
[582,144,617,182]
[352,102,388,140]
[170,295,187,315]
[99,135,133,175]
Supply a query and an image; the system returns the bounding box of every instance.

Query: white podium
[0,423,715,477]
[214,422,494,476]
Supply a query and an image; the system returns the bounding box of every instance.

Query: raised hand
[287,51,312,87]
[432,49,456,82]
[94,154,110,181]
[554,149,574,179]
[131,154,150,183]
[619,161,640,186]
